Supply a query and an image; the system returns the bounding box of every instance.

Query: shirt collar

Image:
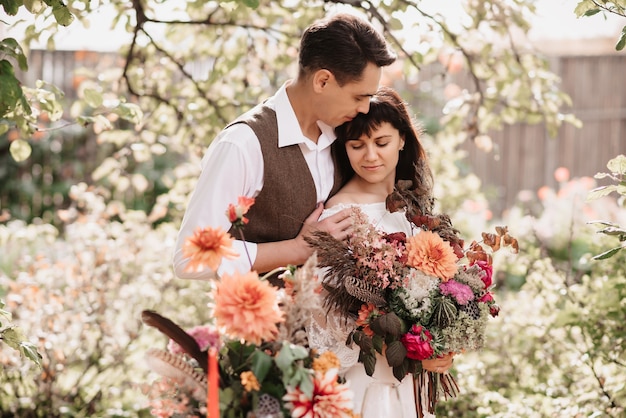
[272,82,336,150]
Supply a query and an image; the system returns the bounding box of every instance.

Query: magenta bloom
[168,325,221,354]
[472,260,493,288]
[401,325,434,361]
[440,280,475,305]
[478,292,494,303]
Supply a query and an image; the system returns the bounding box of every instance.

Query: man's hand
[292,203,353,263]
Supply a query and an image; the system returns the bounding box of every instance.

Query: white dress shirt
[173,82,337,279]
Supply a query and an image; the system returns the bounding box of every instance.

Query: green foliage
[1,0,580,228]
[574,0,626,50]
[0,299,42,366]
[587,155,626,259]
[437,171,626,417]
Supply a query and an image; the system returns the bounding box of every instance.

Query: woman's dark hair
[298,13,396,85]
[333,86,433,207]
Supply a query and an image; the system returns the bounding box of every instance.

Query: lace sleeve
[307,299,360,374]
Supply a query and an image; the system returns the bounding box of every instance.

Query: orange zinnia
[405,231,458,281]
[213,271,284,345]
[182,226,238,273]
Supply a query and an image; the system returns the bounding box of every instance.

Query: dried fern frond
[145,347,208,401]
[306,229,392,319]
[276,254,323,346]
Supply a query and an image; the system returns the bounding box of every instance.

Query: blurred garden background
[1,0,625,417]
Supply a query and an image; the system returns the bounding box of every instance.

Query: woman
[307,87,453,417]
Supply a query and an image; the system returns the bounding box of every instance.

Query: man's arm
[252,203,353,274]
[173,124,262,279]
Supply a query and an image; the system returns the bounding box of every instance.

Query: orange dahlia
[283,369,354,418]
[405,230,458,281]
[213,271,284,345]
[182,226,238,273]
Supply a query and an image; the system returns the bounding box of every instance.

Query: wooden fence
[17,50,626,216]
[459,54,626,215]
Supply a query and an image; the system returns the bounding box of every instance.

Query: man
[173,12,396,279]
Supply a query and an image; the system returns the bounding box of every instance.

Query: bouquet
[306,180,518,415]
[141,197,356,418]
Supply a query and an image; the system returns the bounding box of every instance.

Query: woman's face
[345,121,405,188]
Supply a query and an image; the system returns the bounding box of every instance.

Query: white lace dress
[308,203,435,418]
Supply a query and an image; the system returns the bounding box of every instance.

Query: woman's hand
[422,352,455,374]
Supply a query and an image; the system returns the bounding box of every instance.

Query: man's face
[319,63,382,128]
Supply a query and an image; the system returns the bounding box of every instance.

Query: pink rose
[473,260,493,288]
[401,325,434,361]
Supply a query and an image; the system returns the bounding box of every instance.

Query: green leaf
[250,349,273,383]
[48,0,75,26]
[1,327,24,350]
[83,88,103,108]
[9,138,32,162]
[616,26,626,51]
[583,8,601,16]
[372,334,384,354]
[24,0,45,13]
[586,185,618,201]
[361,351,376,376]
[0,122,9,136]
[574,0,598,17]
[0,0,21,15]
[392,360,409,381]
[385,340,407,367]
[592,246,623,260]
[21,342,42,366]
[116,102,143,124]
[606,154,626,175]
[296,374,314,398]
[596,227,626,237]
[240,0,259,8]
[0,38,28,71]
[274,343,299,371]
[0,59,25,115]
[371,312,403,337]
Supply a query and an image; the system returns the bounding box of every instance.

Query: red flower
[226,196,255,227]
[384,232,406,245]
[478,292,494,303]
[401,325,434,360]
[472,260,493,288]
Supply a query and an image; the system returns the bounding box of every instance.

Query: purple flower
[439,280,475,305]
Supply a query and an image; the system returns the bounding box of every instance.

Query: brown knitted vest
[227,104,342,245]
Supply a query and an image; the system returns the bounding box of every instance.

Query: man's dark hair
[299,13,396,85]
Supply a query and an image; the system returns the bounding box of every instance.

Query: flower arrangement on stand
[141,198,356,418]
[305,180,519,416]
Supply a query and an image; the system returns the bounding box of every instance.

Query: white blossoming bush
[2,162,625,417]
[438,170,626,417]
[0,183,210,416]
